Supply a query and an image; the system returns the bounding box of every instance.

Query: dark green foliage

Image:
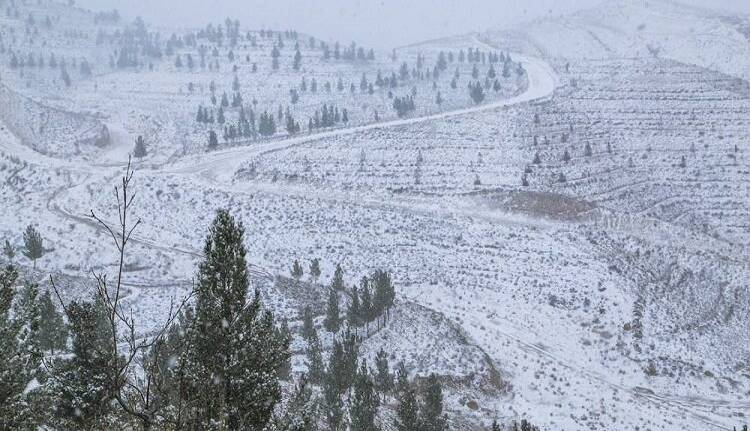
[292,259,304,280]
[394,363,419,431]
[306,329,325,385]
[349,361,379,431]
[301,305,315,340]
[1,266,43,429]
[469,81,485,104]
[420,374,448,431]
[324,288,341,333]
[2,240,14,263]
[49,297,116,430]
[281,374,318,431]
[133,135,147,158]
[22,225,44,270]
[208,130,219,150]
[309,258,321,282]
[348,284,360,327]
[37,289,67,353]
[331,264,345,291]
[510,419,541,431]
[393,95,415,118]
[181,209,290,429]
[374,348,392,399]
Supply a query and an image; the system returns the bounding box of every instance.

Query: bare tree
[51,158,192,430]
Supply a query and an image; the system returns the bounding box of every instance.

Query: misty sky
[76,0,750,49]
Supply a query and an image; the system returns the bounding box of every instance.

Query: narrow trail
[3,46,742,430]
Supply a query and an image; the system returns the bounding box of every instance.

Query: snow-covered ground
[1,1,749,430]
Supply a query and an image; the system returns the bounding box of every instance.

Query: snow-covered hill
[482,0,750,82]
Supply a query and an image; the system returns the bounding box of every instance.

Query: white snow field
[1,0,749,430]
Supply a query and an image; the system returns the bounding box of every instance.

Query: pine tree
[309,258,321,282]
[293,49,302,71]
[292,259,304,281]
[331,264,345,291]
[2,240,14,264]
[301,305,315,340]
[323,367,344,431]
[360,278,373,330]
[324,288,341,333]
[349,361,380,431]
[49,297,115,429]
[208,130,219,150]
[305,329,325,385]
[393,363,419,431]
[37,289,67,353]
[492,419,502,431]
[133,135,147,158]
[182,209,290,429]
[22,225,43,270]
[420,374,448,431]
[374,348,392,400]
[0,266,42,430]
[348,284,360,328]
[341,330,359,392]
[283,374,317,431]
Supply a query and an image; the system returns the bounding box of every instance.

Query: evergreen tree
[323,368,344,431]
[22,225,43,270]
[37,289,67,353]
[49,297,115,430]
[360,278,373,330]
[420,374,448,431]
[348,284,360,328]
[349,361,380,431]
[133,135,147,158]
[208,130,219,150]
[374,348,392,400]
[309,258,321,282]
[292,259,304,281]
[341,330,359,391]
[301,305,315,340]
[2,240,14,264]
[393,363,419,431]
[331,264,345,291]
[305,329,325,385]
[0,267,42,430]
[182,209,290,429]
[324,288,341,333]
[293,49,302,71]
[283,374,318,431]
[469,81,485,104]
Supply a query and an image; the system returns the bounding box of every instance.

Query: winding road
[2,46,745,430]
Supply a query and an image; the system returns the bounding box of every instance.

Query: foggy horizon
[74,0,750,49]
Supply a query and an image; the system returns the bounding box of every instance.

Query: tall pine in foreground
[420,374,448,431]
[349,361,380,431]
[182,209,290,429]
[393,363,419,431]
[49,297,115,430]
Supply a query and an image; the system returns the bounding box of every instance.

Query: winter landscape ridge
[0,0,749,430]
